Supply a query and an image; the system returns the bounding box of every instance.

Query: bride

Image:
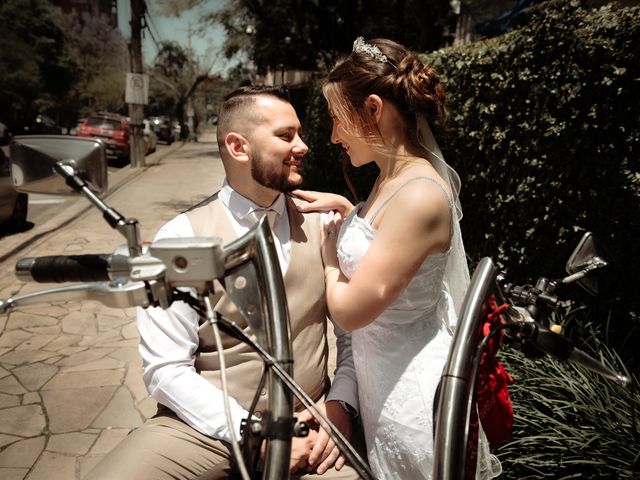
[296,37,501,479]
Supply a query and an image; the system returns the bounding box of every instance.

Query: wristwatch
[338,400,358,418]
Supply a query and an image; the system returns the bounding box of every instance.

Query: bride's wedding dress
[336,179,501,479]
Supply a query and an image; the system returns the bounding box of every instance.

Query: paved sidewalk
[0,130,227,479]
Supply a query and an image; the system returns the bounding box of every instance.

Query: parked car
[76,112,130,165]
[0,147,28,229]
[143,119,157,155]
[11,114,63,136]
[149,116,174,144]
[68,117,87,136]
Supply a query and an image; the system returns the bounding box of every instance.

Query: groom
[85,85,360,479]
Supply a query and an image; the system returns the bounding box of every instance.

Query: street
[0,131,226,479]
[0,129,342,479]
[24,195,68,229]
[25,160,142,228]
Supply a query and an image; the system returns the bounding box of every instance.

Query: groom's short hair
[216,85,291,150]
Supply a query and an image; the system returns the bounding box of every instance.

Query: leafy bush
[422,0,640,368]
[301,2,640,475]
[304,0,640,368]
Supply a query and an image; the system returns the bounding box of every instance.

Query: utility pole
[186,21,195,141]
[127,0,146,167]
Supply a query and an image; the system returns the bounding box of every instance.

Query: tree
[149,41,213,134]
[160,0,456,74]
[53,10,128,126]
[0,0,77,130]
[0,0,129,132]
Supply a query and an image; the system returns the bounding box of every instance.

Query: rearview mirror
[10,135,107,196]
[565,232,607,295]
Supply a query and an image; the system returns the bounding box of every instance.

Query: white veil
[416,114,470,322]
[417,115,503,479]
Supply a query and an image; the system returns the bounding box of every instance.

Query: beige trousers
[85,410,364,480]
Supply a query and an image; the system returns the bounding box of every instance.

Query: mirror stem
[118,219,143,257]
[560,258,608,285]
[54,161,143,257]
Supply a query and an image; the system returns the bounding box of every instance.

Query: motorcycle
[0,136,630,480]
[433,232,630,479]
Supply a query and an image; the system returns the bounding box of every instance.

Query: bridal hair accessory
[352,37,395,67]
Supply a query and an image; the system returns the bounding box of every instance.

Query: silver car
[143,119,158,155]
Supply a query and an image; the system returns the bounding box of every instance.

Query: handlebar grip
[16,255,112,283]
[533,327,575,360]
[532,326,630,386]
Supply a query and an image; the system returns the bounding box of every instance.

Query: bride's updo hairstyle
[323,38,446,155]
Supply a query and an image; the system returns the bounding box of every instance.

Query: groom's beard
[251,152,303,193]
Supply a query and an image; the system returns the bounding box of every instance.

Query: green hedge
[303,0,640,368]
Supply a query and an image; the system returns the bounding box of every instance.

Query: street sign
[125,73,149,105]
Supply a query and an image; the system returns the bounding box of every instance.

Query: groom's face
[247,96,308,192]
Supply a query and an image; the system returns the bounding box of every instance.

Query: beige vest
[187,194,329,413]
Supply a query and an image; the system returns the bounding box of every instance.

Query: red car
[76,112,130,165]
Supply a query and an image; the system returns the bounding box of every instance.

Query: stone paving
[0,131,228,479]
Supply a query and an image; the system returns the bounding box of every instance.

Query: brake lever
[0,281,151,314]
[504,306,630,387]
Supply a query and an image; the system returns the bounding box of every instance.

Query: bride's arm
[324,183,452,331]
[292,189,355,217]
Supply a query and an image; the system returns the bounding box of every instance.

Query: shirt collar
[219,179,286,221]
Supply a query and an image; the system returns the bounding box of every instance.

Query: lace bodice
[336,199,455,479]
[337,203,451,320]
[335,193,500,479]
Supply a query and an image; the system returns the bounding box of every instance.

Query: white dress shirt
[218,180,291,274]
[136,181,358,442]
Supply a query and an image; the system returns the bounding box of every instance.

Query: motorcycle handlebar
[506,298,631,387]
[16,254,114,283]
[526,323,630,387]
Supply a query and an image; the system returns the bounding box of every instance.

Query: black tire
[7,192,28,227]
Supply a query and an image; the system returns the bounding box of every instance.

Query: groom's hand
[261,429,319,474]
[299,400,353,474]
[289,430,319,474]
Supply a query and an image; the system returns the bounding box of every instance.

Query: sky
[117,0,230,74]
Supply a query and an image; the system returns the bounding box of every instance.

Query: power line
[142,0,163,54]
[144,14,161,51]
[145,10,163,41]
